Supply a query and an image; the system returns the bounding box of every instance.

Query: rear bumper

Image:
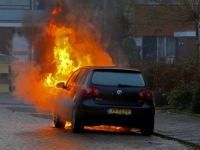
[76,102,155,128]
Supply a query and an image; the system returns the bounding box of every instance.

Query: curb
[156,107,200,119]
[153,132,200,149]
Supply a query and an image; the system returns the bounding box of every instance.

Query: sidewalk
[1,93,200,148]
[0,93,25,105]
[154,109,200,148]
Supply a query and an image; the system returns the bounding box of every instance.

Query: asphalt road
[0,93,195,150]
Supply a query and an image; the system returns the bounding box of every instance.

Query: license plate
[107,108,131,115]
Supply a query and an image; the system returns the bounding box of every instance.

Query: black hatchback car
[53,66,155,136]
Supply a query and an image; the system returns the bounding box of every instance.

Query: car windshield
[91,71,145,86]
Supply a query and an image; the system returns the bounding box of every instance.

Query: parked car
[53,66,155,136]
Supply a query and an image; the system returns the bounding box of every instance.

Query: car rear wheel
[53,114,65,128]
[71,109,84,133]
[140,118,154,136]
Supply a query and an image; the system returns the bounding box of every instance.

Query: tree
[122,36,141,64]
[90,0,134,65]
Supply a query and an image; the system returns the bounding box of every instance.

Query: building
[0,0,49,92]
[1,0,197,64]
[0,0,48,62]
[122,0,197,63]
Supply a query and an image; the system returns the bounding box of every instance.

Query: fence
[0,64,10,92]
[0,54,13,93]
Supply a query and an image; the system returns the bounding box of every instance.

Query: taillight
[138,89,153,100]
[81,86,100,97]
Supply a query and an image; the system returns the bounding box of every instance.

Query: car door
[66,68,87,101]
[65,69,81,99]
[71,68,88,101]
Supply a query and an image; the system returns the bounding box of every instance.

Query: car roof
[80,66,141,72]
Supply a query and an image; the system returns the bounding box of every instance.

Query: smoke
[22,0,114,72]
[10,0,114,115]
[11,60,73,114]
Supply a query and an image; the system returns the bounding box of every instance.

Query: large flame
[11,4,114,113]
[42,6,114,94]
[43,19,78,90]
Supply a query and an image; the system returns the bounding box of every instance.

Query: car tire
[71,108,84,133]
[140,118,154,136]
[53,114,65,128]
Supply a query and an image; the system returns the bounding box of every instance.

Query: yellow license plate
[108,108,131,115]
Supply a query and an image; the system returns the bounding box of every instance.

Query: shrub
[142,63,156,90]
[135,58,200,113]
[141,61,178,92]
[191,84,200,114]
[167,81,195,111]
[130,59,200,113]
[140,59,200,92]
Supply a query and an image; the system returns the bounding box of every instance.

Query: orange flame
[43,11,114,93]
[51,7,62,15]
[11,3,114,113]
[43,20,78,91]
[51,0,63,15]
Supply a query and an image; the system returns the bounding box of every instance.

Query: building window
[34,0,47,10]
[0,0,31,10]
[12,27,30,62]
[157,36,166,61]
[157,36,176,63]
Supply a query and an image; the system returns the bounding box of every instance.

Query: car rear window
[91,71,145,86]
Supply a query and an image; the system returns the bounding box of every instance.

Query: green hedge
[130,59,200,114]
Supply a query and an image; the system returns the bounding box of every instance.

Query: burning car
[53,66,155,136]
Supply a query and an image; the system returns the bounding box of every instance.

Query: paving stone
[0,93,198,150]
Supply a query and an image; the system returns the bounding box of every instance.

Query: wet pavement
[0,93,200,149]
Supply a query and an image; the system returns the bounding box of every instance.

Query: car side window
[66,69,80,88]
[74,69,87,85]
[79,69,89,84]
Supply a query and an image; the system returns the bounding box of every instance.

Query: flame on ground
[63,122,140,133]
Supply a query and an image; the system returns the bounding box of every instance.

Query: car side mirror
[56,82,65,88]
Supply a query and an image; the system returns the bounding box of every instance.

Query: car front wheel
[53,114,65,128]
[71,108,84,133]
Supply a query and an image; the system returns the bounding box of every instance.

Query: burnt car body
[53,66,155,136]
